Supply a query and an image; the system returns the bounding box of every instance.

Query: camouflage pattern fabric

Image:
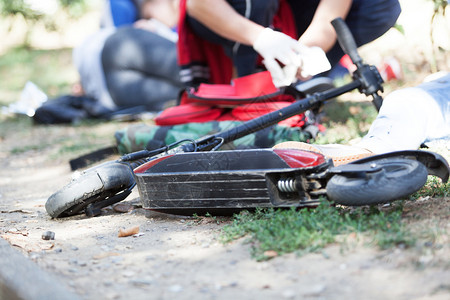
[115,121,314,154]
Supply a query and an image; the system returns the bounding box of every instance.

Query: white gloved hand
[253,28,331,87]
[253,28,303,87]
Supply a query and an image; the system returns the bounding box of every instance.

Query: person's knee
[102,27,144,70]
[102,28,130,69]
[375,1,401,33]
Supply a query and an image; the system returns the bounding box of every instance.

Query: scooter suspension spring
[277,178,297,193]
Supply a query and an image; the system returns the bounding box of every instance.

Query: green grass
[221,201,415,261]
[315,98,378,145]
[0,46,77,105]
[219,172,449,261]
[412,176,449,199]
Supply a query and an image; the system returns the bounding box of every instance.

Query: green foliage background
[0,0,86,19]
[0,0,88,45]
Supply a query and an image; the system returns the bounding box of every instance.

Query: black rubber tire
[326,158,428,206]
[45,161,135,218]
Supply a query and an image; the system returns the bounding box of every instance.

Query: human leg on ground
[357,72,450,153]
[102,26,183,111]
[275,72,450,164]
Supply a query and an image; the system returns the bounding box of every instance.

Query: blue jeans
[102,27,183,111]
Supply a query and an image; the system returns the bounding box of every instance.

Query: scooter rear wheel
[45,161,135,218]
[326,158,428,206]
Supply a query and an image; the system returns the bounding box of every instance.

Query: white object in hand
[253,28,303,87]
[253,28,331,87]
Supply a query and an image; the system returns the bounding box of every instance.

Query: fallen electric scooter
[45,18,450,218]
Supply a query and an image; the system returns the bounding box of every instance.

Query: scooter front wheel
[326,158,428,206]
[45,161,135,218]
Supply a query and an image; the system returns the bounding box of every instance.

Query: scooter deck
[134,149,332,215]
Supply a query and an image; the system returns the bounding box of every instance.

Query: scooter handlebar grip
[331,18,362,66]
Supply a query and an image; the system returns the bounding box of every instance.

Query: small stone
[419,255,433,265]
[122,271,135,278]
[282,289,296,299]
[113,203,134,213]
[105,292,120,300]
[114,245,127,251]
[111,257,124,264]
[78,261,87,267]
[41,231,55,240]
[168,285,183,293]
[424,241,433,247]
[130,278,154,286]
[103,281,113,287]
[303,284,326,296]
[100,245,110,251]
[29,253,40,260]
[256,262,270,270]
[167,249,177,256]
[145,255,156,261]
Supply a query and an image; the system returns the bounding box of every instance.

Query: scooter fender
[346,150,449,182]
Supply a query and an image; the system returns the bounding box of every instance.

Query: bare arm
[186,0,264,46]
[299,0,352,52]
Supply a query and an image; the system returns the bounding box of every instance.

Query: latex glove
[253,28,303,87]
[296,44,331,79]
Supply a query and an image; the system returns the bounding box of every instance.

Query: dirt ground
[0,145,449,300]
[1,0,449,299]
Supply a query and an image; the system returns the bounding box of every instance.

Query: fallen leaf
[1,234,54,252]
[263,250,278,258]
[92,252,121,260]
[118,226,140,237]
[349,106,362,115]
[6,229,29,236]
